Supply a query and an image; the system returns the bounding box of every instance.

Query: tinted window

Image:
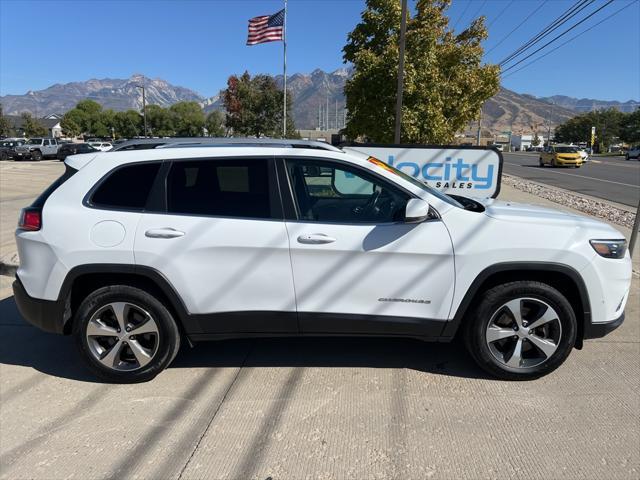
[167,159,272,218]
[286,160,408,223]
[90,162,161,210]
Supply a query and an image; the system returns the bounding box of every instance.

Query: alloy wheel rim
[485,297,562,369]
[86,302,160,371]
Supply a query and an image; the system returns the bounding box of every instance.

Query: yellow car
[539,145,583,168]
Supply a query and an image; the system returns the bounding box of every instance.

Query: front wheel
[31,150,43,161]
[464,281,577,380]
[625,154,630,161]
[73,285,181,383]
[539,157,544,167]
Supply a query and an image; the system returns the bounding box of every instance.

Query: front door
[282,158,455,337]
[134,157,297,335]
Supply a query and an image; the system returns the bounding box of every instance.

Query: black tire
[551,158,557,168]
[31,150,43,161]
[463,281,577,380]
[73,285,181,383]
[0,151,7,160]
[625,154,629,161]
[539,157,544,167]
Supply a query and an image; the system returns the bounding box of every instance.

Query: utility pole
[394,0,408,144]
[136,79,147,138]
[630,198,640,258]
[326,96,329,130]
[546,102,554,146]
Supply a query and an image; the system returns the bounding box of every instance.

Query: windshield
[27,139,42,145]
[555,146,578,153]
[366,156,464,208]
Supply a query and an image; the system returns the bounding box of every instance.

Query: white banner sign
[343,144,503,199]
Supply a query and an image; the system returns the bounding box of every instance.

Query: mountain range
[1,70,637,135]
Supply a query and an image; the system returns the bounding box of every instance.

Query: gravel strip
[502,174,636,229]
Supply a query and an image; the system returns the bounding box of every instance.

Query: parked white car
[89,142,113,152]
[13,140,631,382]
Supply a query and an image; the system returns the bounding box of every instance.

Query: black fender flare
[441,262,591,344]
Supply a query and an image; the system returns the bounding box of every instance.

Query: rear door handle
[297,233,336,245]
[145,228,185,239]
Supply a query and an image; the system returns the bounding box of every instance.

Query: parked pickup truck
[14,138,59,160]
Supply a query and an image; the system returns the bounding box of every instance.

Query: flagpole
[283,0,288,137]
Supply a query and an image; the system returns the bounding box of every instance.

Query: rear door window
[166,158,275,219]
[89,162,161,210]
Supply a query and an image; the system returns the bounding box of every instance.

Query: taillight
[18,208,41,231]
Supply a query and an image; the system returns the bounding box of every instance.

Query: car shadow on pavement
[0,296,491,382]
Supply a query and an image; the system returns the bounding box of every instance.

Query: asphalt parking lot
[0,160,638,479]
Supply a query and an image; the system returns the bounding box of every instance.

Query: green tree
[619,109,640,144]
[343,0,499,143]
[146,104,175,137]
[555,108,625,152]
[223,72,296,138]
[113,110,142,138]
[0,109,14,137]
[21,113,47,137]
[205,110,226,137]
[169,101,205,136]
[532,132,541,147]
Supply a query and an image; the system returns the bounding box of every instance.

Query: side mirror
[405,198,430,223]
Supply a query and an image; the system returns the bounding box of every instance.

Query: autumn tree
[223,72,296,138]
[343,0,499,143]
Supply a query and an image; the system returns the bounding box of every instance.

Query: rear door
[134,157,297,335]
[280,157,455,336]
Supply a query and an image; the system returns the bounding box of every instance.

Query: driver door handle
[145,228,185,239]
[297,233,336,245]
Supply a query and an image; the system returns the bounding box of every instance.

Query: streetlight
[136,80,147,138]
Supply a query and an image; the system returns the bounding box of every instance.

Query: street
[502,152,640,207]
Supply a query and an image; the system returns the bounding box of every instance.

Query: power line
[500,0,594,66]
[452,0,472,30]
[464,0,488,29]
[485,0,548,55]
[502,0,616,73]
[488,0,515,28]
[502,1,639,78]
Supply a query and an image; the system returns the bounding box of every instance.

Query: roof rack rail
[111,137,343,152]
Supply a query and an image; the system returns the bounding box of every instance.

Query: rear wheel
[0,151,7,160]
[551,158,557,168]
[464,281,577,380]
[539,157,544,167]
[73,285,181,383]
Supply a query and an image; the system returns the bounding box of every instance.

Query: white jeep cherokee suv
[13,140,632,382]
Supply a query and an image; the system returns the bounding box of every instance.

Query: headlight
[590,239,627,259]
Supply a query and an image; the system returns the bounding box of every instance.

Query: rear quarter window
[88,162,161,211]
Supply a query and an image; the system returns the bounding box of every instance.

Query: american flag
[247,9,285,45]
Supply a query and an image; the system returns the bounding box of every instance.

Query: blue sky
[1,0,638,100]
